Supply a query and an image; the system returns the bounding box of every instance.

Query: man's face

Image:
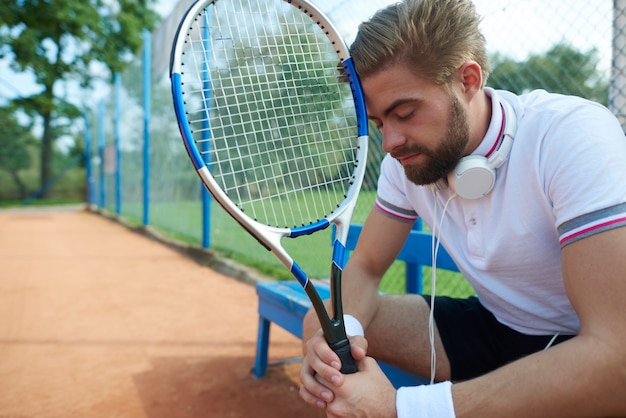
[362,64,470,185]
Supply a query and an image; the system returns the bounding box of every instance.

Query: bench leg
[253,316,271,378]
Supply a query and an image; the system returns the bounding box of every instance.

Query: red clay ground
[0,205,325,418]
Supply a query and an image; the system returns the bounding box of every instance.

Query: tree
[489,43,609,106]
[0,106,36,199]
[0,0,159,197]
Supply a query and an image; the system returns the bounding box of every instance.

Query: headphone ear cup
[448,155,496,199]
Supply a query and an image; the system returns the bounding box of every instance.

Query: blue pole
[405,219,424,294]
[201,15,212,249]
[98,100,105,209]
[83,112,94,205]
[114,72,121,216]
[143,30,151,227]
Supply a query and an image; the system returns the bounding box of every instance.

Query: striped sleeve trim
[558,202,626,247]
[375,197,418,223]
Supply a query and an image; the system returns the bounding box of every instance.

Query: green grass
[0,198,84,208]
[117,192,474,297]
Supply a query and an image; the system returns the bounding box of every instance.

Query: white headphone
[432,100,517,199]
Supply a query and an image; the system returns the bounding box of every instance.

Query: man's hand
[299,330,367,408]
[299,330,397,417]
[299,329,397,417]
[327,356,397,418]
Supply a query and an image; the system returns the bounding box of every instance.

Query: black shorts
[422,295,575,382]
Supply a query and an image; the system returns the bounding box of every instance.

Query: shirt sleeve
[538,98,626,247]
[375,154,419,222]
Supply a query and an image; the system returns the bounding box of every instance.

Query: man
[298,0,626,417]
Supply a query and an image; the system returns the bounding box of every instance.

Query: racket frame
[170,0,368,373]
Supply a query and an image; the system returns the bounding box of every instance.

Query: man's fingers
[299,354,334,408]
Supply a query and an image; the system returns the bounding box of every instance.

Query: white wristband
[343,314,364,337]
[396,381,455,418]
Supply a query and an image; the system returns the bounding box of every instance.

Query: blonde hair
[350,0,490,86]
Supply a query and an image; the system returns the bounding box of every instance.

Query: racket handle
[330,338,358,374]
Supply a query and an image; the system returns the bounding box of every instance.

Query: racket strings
[180,0,358,228]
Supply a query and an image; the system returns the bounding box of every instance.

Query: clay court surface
[0,205,324,417]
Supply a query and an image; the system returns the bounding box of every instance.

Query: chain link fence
[86,0,623,296]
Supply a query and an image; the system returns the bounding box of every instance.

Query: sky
[155,0,615,58]
[0,0,614,150]
[318,0,612,69]
[0,0,612,103]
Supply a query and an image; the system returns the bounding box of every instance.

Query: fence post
[98,99,105,209]
[83,112,94,206]
[114,72,122,216]
[143,29,151,227]
[201,19,211,249]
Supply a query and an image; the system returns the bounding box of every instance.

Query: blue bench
[253,223,459,387]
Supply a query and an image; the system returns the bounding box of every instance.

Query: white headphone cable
[429,189,457,384]
[544,332,561,350]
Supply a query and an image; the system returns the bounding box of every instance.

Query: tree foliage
[0,0,159,196]
[488,43,609,105]
[0,106,36,199]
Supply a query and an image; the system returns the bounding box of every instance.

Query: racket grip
[330,338,357,374]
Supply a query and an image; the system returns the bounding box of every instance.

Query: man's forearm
[341,262,385,330]
[452,334,626,417]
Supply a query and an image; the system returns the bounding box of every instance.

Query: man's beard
[391,95,469,186]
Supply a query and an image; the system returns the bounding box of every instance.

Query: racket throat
[302,268,348,347]
[323,261,350,345]
[325,263,358,374]
[329,261,345,321]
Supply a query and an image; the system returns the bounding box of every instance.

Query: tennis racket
[170,0,368,374]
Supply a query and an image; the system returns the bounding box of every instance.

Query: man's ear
[457,61,483,100]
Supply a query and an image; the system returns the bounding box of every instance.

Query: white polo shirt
[375,88,626,335]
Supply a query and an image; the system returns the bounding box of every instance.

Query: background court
[0,206,323,417]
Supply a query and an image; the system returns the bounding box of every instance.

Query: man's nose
[380,124,408,153]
